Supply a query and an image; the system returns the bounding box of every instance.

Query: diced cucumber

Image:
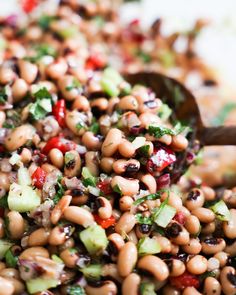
[0,239,13,259]
[211,200,231,221]
[18,166,31,186]
[26,278,59,294]
[103,68,123,85]
[81,167,97,187]
[101,77,119,97]
[153,204,176,228]
[8,183,41,212]
[79,224,108,255]
[79,264,102,280]
[140,282,156,295]
[138,237,161,256]
[39,98,52,112]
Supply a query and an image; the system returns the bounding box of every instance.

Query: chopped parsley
[25,44,57,63]
[133,192,162,206]
[38,15,56,30]
[137,145,150,157]
[0,195,8,208]
[5,248,18,268]
[0,87,8,104]
[148,122,191,138]
[76,122,86,130]
[53,178,65,204]
[29,88,52,121]
[89,122,100,134]
[135,213,153,225]
[158,103,172,121]
[81,167,97,187]
[137,50,151,63]
[112,184,122,195]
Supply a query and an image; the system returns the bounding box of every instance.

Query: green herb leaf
[34,87,52,100]
[135,213,153,225]
[112,184,122,195]
[199,271,216,281]
[173,121,192,136]
[76,122,85,131]
[148,125,175,138]
[29,88,52,121]
[210,200,231,221]
[5,248,18,267]
[211,103,236,126]
[137,145,150,157]
[68,285,86,295]
[38,15,56,30]
[89,122,100,134]
[53,177,65,204]
[66,79,81,91]
[0,87,8,104]
[0,195,8,208]
[158,103,172,121]
[82,167,97,187]
[25,44,56,62]
[133,193,161,206]
[137,50,151,63]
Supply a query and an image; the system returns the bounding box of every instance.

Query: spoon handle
[200,126,236,145]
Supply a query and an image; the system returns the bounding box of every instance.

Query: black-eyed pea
[118,139,136,158]
[153,236,171,253]
[223,189,236,207]
[161,285,181,295]
[157,134,172,145]
[122,273,140,295]
[201,238,226,255]
[115,212,136,236]
[20,148,32,164]
[135,224,151,239]
[90,98,108,112]
[223,209,236,239]
[0,172,10,191]
[182,287,202,295]
[143,141,154,156]
[18,60,38,84]
[185,188,204,211]
[59,237,75,252]
[0,276,14,295]
[182,238,202,255]
[85,151,99,176]
[202,186,216,201]
[4,124,36,151]
[118,95,138,111]
[127,230,138,245]
[0,111,5,128]
[0,66,15,85]
[65,110,87,136]
[137,255,169,281]
[7,211,25,240]
[170,243,179,255]
[107,97,120,115]
[203,277,221,295]
[64,150,81,177]
[224,240,236,256]
[166,259,185,277]
[97,197,112,219]
[184,215,201,235]
[100,157,115,174]
[111,176,139,197]
[82,132,102,151]
[166,223,190,246]
[19,247,49,260]
[11,78,28,103]
[171,134,189,151]
[139,113,161,129]
[49,148,64,169]
[0,268,19,280]
[119,196,133,211]
[58,75,80,101]
[28,228,50,246]
[191,208,215,223]
[108,233,125,254]
[140,174,156,194]
[201,221,216,235]
[113,159,140,175]
[180,206,191,218]
[207,257,220,272]
[51,195,72,225]
[99,115,111,135]
[46,58,68,80]
[117,242,137,277]
[72,95,90,111]
[85,281,117,295]
[220,266,236,295]
[186,255,208,275]
[41,163,60,174]
[101,128,123,157]
[48,226,67,246]
[214,252,228,268]
[161,191,183,211]
[60,248,79,268]
[4,277,24,294]
[63,206,94,227]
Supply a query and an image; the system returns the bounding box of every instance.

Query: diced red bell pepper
[170,271,200,290]
[41,137,76,155]
[173,211,186,225]
[97,180,113,195]
[146,146,176,174]
[93,214,116,229]
[52,99,66,128]
[86,54,106,70]
[32,167,47,189]
[21,0,38,13]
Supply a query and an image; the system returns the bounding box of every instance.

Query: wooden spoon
[124,71,236,182]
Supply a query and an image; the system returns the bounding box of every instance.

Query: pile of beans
[0,1,233,295]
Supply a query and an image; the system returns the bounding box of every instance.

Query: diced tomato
[173,211,186,225]
[146,146,176,174]
[21,0,38,13]
[41,137,77,155]
[97,180,113,195]
[52,99,66,128]
[93,214,116,229]
[32,167,47,189]
[170,271,200,290]
[86,54,106,70]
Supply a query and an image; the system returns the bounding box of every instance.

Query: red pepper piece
[173,211,186,225]
[93,214,116,229]
[21,0,38,13]
[147,146,176,174]
[52,99,66,128]
[86,54,106,70]
[170,271,200,290]
[32,167,47,189]
[97,180,113,195]
[41,137,76,155]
